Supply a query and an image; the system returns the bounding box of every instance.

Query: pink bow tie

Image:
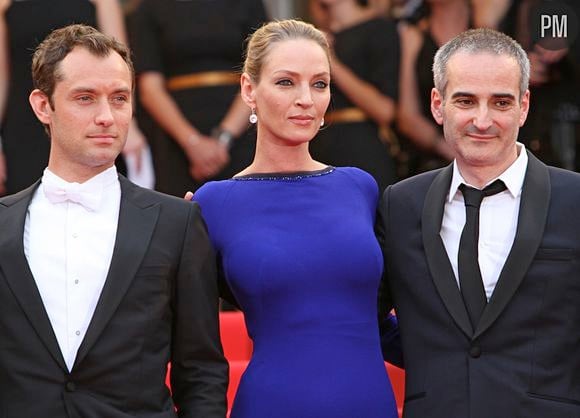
[43,180,102,211]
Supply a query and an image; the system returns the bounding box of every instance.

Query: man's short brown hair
[31,24,134,107]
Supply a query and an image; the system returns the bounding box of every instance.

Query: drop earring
[249,108,258,124]
[320,118,324,127]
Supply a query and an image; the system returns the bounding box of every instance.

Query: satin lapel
[474,152,550,338]
[74,178,160,367]
[0,182,68,370]
[422,165,473,337]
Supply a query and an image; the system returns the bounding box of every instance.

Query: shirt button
[74,279,79,284]
[469,345,482,358]
[72,232,78,238]
[65,381,76,392]
[75,330,81,336]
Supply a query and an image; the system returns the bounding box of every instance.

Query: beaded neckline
[233,166,335,181]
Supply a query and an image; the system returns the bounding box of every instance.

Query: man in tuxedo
[378,28,580,417]
[0,24,227,417]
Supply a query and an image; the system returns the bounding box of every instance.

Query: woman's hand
[184,135,229,181]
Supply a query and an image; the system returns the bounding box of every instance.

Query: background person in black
[395,0,469,178]
[129,0,268,196]
[308,0,400,192]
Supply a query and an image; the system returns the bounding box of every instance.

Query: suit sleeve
[171,202,228,418]
[376,186,404,368]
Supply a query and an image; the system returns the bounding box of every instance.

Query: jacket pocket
[534,248,575,261]
[527,392,580,406]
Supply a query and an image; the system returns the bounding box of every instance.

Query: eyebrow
[451,91,516,100]
[69,87,132,95]
[273,69,330,78]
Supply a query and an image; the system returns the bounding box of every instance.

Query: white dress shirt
[440,143,528,301]
[24,166,121,371]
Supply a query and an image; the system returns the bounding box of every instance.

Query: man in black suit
[0,24,227,417]
[378,28,580,417]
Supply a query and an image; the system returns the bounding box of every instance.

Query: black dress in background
[498,0,580,171]
[404,29,448,176]
[3,0,96,194]
[310,18,399,192]
[129,0,267,196]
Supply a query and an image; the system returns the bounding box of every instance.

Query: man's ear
[430,87,444,125]
[29,89,52,125]
[519,89,530,127]
[240,72,256,108]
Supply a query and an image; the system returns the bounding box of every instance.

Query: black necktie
[458,179,507,328]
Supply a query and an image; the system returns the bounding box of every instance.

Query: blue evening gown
[193,166,398,418]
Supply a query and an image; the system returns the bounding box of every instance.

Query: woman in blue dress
[193,19,399,418]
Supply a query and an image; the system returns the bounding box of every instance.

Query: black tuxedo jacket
[0,176,227,418]
[377,152,580,418]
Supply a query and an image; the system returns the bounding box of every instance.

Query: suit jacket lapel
[474,152,550,338]
[0,182,68,371]
[422,165,474,338]
[74,177,160,367]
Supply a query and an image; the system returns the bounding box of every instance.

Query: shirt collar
[448,142,528,202]
[43,165,119,188]
[41,166,119,211]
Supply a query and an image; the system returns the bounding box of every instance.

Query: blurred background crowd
[1,0,579,197]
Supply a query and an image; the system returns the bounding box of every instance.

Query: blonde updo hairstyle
[243,19,330,83]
